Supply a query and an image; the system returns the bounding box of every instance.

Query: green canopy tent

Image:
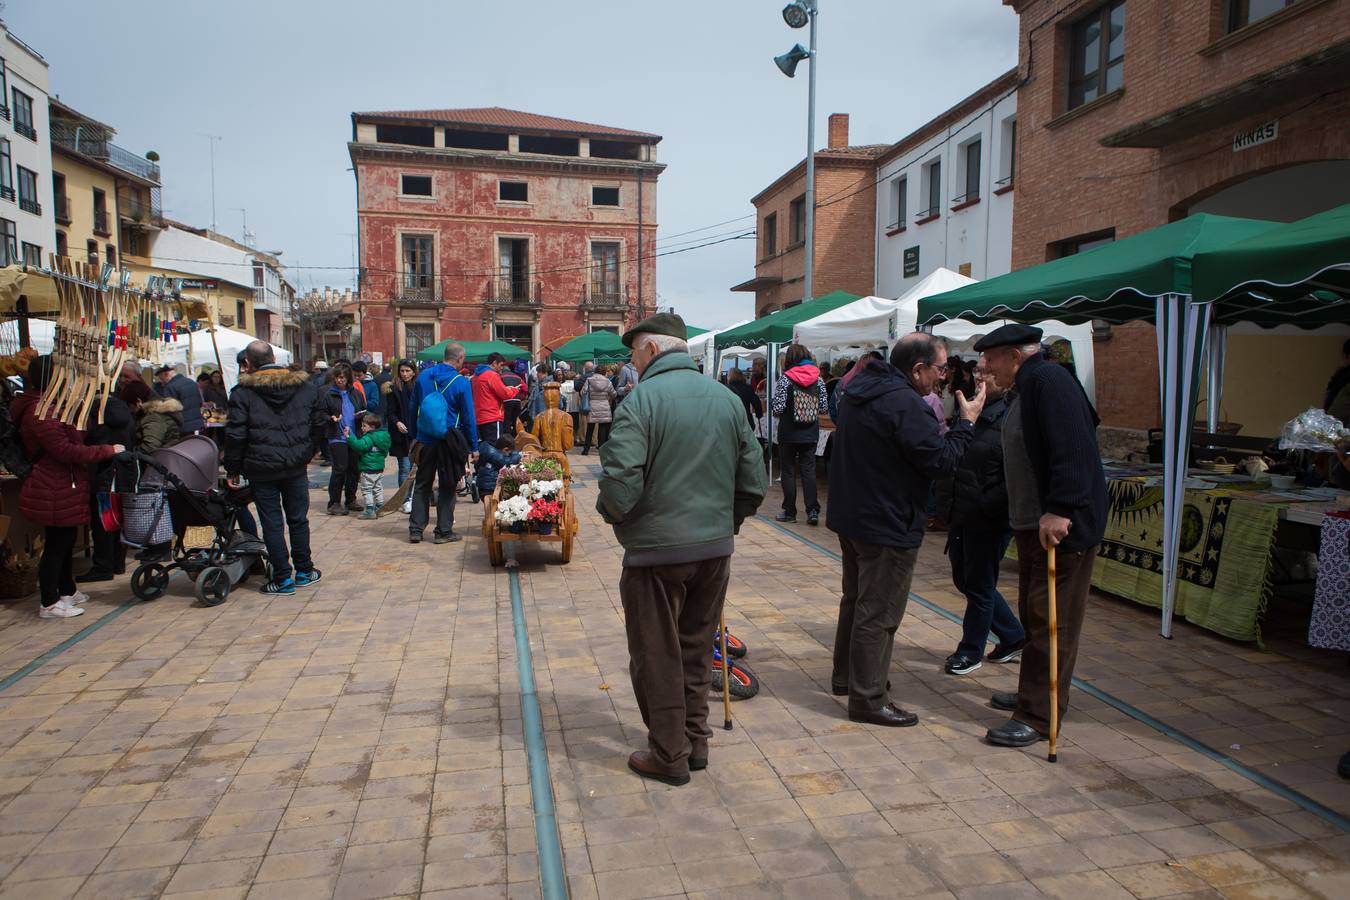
[686,325,709,339]
[713,290,862,349]
[415,339,527,363]
[916,214,1284,640]
[549,331,630,365]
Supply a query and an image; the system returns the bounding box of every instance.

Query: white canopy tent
[791,268,1097,404]
[689,320,754,376]
[1,320,290,391]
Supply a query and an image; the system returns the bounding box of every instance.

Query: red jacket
[471,366,524,426]
[12,392,117,527]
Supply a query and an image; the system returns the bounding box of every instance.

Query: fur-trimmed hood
[238,366,310,389]
[142,397,183,415]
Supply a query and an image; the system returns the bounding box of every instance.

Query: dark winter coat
[13,391,117,527]
[935,395,1009,530]
[323,384,366,442]
[728,381,762,429]
[135,398,183,453]
[771,365,829,445]
[86,394,136,493]
[1011,353,1108,553]
[224,366,327,483]
[826,360,974,549]
[155,373,205,434]
[476,440,521,495]
[382,379,417,458]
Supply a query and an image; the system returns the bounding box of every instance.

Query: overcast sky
[10,0,1017,329]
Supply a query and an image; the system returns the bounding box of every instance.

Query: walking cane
[720,608,733,731]
[1047,544,1059,763]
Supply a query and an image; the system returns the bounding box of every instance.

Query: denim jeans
[949,525,1024,658]
[252,474,313,583]
[396,455,412,486]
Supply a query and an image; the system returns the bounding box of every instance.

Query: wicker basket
[0,561,39,600]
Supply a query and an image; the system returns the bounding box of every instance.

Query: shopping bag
[121,492,173,547]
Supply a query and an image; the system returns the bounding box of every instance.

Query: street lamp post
[777,0,818,304]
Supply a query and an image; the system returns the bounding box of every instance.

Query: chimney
[827,113,849,150]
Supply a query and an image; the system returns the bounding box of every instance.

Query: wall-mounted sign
[958,262,972,277]
[1233,120,1278,153]
[179,278,219,290]
[903,246,920,278]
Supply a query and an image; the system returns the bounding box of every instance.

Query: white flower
[519,479,564,501]
[495,495,532,524]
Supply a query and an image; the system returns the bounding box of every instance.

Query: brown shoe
[627,751,690,786]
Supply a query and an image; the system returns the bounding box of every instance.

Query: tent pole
[766,342,779,484]
[1205,322,1227,433]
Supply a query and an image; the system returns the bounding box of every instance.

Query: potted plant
[498,465,530,500]
[528,499,562,535]
[494,495,531,533]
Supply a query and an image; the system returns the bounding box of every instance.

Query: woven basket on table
[0,562,39,600]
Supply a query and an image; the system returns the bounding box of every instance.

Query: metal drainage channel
[755,514,1350,834]
[505,546,569,899]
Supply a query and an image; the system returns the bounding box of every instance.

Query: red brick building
[733,114,887,317]
[1006,0,1350,429]
[349,107,664,359]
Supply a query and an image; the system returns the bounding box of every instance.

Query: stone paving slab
[0,459,1345,899]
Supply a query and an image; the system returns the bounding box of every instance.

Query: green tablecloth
[1092,479,1278,644]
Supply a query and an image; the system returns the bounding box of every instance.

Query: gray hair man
[596,313,766,786]
[827,332,985,727]
[975,324,1107,749]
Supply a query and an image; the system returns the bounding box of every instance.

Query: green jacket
[597,350,767,566]
[346,428,392,473]
[136,398,183,453]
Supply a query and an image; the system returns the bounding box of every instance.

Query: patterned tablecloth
[1310,513,1350,652]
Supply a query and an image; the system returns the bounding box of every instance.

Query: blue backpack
[417,375,462,439]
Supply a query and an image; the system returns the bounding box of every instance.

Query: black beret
[973,323,1044,352]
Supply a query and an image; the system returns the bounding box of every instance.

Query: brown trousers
[831,537,919,712]
[1012,530,1098,734]
[620,556,731,772]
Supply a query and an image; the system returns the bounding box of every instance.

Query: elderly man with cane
[596,313,766,786]
[976,324,1107,751]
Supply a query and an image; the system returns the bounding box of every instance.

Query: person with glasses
[827,333,985,727]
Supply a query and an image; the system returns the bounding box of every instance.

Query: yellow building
[49,99,159,272]
[121,259,254,334]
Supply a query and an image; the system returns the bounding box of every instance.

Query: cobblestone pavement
[0,459,1346,899]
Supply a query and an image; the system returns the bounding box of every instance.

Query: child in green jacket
[345,414,392,519]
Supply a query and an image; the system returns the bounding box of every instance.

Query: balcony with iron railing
[50,123,161,184]
[18,195,41,216]
[581,284,628,310]
[93,208,111,236]
[396,272,442,305]
[117,186,163,225]
[54,194,71,225]
[486,277,541,306]
[14,120,36,141]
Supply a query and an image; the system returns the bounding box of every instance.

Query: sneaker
[400,500,412,515]
[80,569,115,583]
[944,653,983,676]
[360,509,377,520]
[260,578,296,595]
[433,533,462,544]
[346,500,363,513]
[988,640,1026,664]
[62,591,90,605]
[807,511,820,526]
[39,598,85,618]
[409,532,423,544]
[294,569,322,588]
[327,502,343,516]
[775,513,797,523]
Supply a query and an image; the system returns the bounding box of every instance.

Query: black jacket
[936,395,1008,530]
[1013,353,1107,553]
[383,380,417,458]
[322,384,366,442]
[826,360,973,548]
[224,366,327,482]
[85,395,136,492]
[728,381,762,429]
[156,373,205,434]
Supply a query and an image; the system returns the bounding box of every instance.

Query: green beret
[622,312,688,348]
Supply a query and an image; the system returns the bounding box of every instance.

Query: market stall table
[1038,463,1346,645]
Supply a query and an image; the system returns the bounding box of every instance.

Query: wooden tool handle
[1047,545,1059,763]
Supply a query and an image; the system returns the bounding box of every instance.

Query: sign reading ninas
[1232,120,1278,153]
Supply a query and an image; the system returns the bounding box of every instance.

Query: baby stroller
[126,436,269,606]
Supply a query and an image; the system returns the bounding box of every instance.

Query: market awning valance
[714,290,862,350]
[415,339,527,363]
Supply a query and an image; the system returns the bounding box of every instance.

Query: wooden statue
[517,420,571,479]
[530,383,573,453]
